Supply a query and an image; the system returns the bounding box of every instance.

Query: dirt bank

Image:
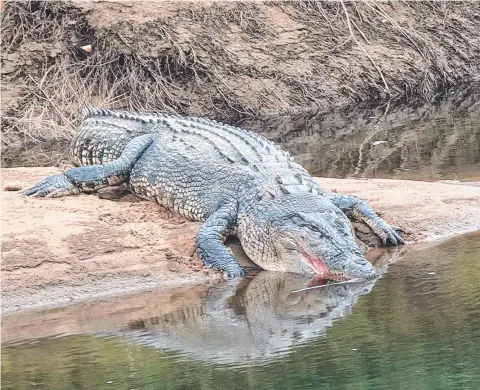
[2,167,480,313]
[2,1,480,157]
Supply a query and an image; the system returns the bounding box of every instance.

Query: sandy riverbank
[2,167,480,313]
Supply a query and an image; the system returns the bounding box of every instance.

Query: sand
[1,167,480,313]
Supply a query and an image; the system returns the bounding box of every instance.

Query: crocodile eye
[307,225,320,232]
[292,216,305,225]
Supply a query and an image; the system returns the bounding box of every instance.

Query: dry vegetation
[1,0,479,163]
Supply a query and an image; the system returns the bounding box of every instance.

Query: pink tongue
[301,249,329,275]
[311,257,329,274]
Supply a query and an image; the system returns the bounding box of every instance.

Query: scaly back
[71,107,321,196]
[71,107,290,167]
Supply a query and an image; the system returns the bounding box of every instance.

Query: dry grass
[286,0,476,99]
[1,0,479,161]
[0,1,254,152]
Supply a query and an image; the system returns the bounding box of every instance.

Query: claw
[22,174,77,198]
[228,268,247,278]
[384,224,404,246]
[387,232,398,245]
[329,194,406,247]
[392,230,405,245]
[365,216,405,247]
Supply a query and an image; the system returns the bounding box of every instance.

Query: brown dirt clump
[2,1,480,159]
[2,167,480,313]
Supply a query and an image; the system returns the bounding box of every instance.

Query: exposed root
[1,0,479,164]
[340,0,390,95]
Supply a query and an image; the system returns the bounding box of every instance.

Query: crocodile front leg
[328,193,405,245]
[23,135,154,198]
[195,205,246,278]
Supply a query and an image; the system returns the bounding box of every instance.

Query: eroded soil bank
[2,167,480,313]
[2,1,480,158]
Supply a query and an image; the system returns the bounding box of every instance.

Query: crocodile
[23,107,404,279]
[116,272,376,365]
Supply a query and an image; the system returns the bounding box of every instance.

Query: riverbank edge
[2,168,480,314]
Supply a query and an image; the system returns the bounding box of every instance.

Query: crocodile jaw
[300,246,378,281]
[300,249,348,281]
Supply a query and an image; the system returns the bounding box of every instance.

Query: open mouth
[300,248,348,281]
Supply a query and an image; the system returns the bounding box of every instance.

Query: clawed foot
[365,216,405,246]
[22,174,79,198]
[328,194,406,247]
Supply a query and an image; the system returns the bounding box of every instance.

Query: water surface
[2,232,480,389]
[3,87,480,182]
[245,86,480,181]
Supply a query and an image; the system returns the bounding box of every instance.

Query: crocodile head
[240,193,377,281]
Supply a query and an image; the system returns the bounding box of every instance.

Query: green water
[2,233,480,390]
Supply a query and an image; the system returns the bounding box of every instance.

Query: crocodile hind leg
[195,205,246,278]
[327,193,405,245]
[23,134,154,198]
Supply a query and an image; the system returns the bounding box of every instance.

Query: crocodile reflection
[116,272,375,365]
